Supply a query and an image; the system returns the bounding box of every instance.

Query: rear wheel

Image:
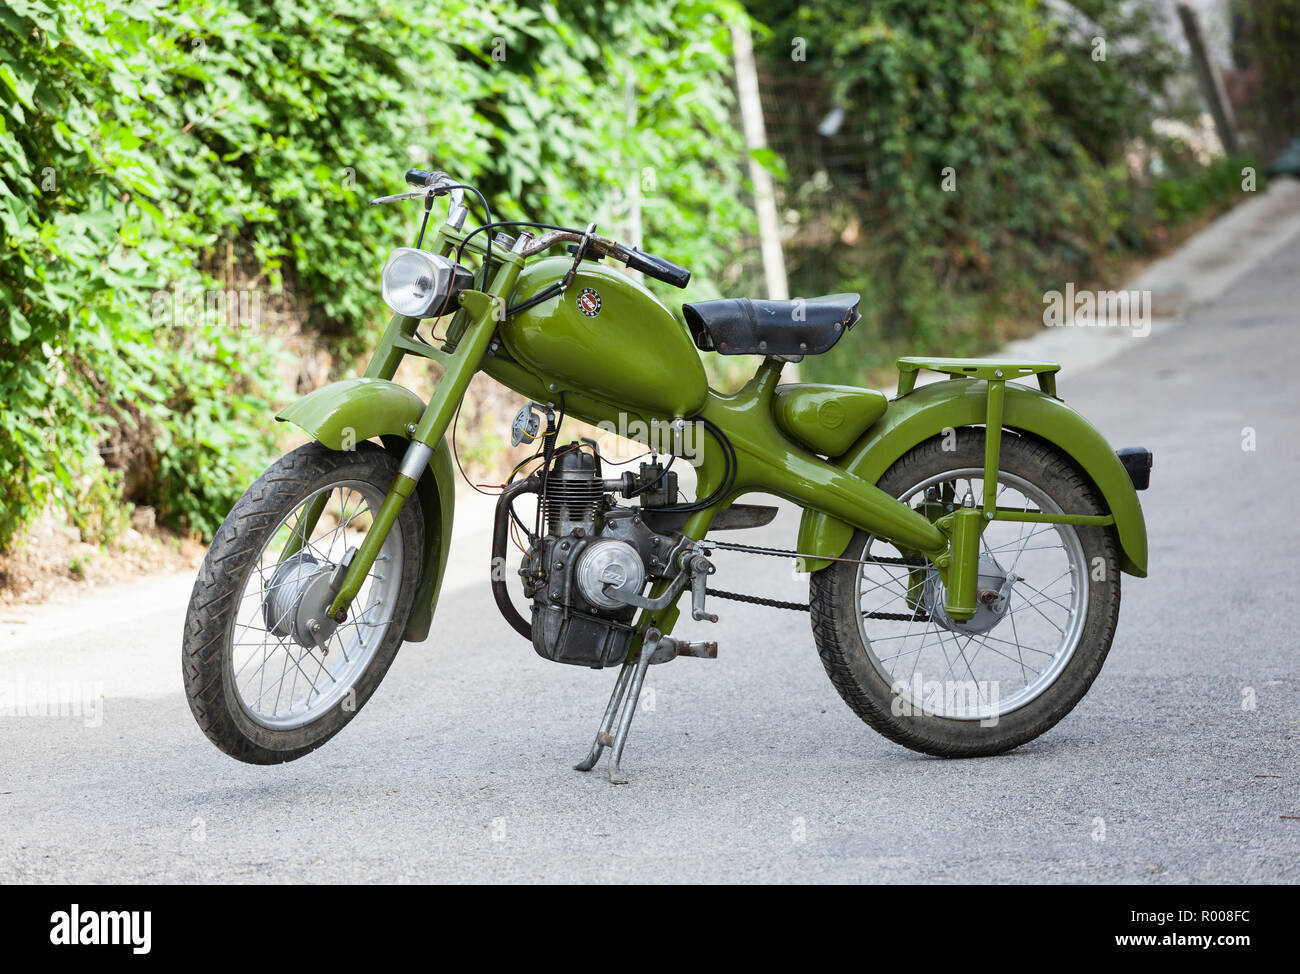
[809,429,1121,757]
[182,442,423,764]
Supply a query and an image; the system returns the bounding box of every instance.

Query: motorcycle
[182,167,1152,782]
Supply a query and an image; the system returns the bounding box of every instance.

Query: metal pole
[731,18,789,306]
[1177,3,1241,156]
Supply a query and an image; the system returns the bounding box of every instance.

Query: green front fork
[324,290,504,620]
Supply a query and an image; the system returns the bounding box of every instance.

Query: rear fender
[796,379,1148,576]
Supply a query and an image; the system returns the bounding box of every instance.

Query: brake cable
[503,222,597,318]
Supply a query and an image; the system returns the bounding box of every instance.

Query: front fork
[323,290,505,622]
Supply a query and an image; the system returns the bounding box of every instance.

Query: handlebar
[387,169,465,228]
[618,247,691,289]
[515,230,691,289]
[392,169,691,288]
[404,168,443,188]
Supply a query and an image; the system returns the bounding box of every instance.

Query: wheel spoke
[221,475,404,730]
[855,464,1089,721]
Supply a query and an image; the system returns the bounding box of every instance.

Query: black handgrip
[405,168,437,187]
[623,248,691,289]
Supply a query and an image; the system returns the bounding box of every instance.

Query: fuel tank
[501,257,708,418]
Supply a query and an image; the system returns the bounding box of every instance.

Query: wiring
[449,401,501,497]
[454,220,577,265]
[651,416,737,514]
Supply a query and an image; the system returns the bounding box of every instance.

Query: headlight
[381,248,471,318]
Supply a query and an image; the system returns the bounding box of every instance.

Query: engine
[498,443,694,668]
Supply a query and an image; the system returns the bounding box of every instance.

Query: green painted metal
[267,212,1145,651]
[982,377,1005,514]
[940,508,985,621]
[772,383,889,457]
[278,377,427,447]
[411,291,502,447]
[274,377,455,642]
[897,355,1061,396]
[795,377,1149,576]
[501,257,709,419]
[993,509,1115,525]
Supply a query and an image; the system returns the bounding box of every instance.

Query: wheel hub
[262,551,341,649]
[922,553,1017,635]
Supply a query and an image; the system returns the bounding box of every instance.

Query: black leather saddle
[681,293,861,356]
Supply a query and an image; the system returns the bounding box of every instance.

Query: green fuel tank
[500,257,709,419]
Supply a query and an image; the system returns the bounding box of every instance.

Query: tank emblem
[577,288,602,317]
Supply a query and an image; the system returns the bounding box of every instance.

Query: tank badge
[577,288,602,317]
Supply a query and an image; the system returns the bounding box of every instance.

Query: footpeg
[676,640,718,659]
[647,636,719,664]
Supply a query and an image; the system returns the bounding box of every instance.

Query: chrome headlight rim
[381,247,458,319]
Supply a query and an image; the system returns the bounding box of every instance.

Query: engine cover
[527,532,639,668]
[503,444,692,669]
[574,538,645,610]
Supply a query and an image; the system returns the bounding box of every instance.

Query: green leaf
[8,306,30,341]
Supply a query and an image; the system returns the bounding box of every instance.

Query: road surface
[2,235,1297,883]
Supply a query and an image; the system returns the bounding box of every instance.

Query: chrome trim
[398,440,436,481]
[380,248,458,319]
[370,174,466,231]
[515,229,618,258]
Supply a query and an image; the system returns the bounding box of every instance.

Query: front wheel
[182,442,424,764]
[809,429,1121,757]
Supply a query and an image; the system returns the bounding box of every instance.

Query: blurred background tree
[740,0,1259,385]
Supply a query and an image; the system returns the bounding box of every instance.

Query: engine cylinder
[543,447,604,536]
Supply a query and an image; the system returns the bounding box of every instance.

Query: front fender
[796,379,1148,576]
[276,377,455,642]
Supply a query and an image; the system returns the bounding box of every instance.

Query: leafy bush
[0,0,751,548]
[744,0,1250,385]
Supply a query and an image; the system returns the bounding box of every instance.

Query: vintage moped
[182,168,1151,781]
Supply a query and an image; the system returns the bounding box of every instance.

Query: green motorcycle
[182,167,1151,782]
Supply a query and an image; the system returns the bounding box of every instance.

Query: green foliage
[1036,0,1188,165]
[0,0,284,546]
[1152,153,1262,225]
[0,0,751,548]
[1233,0,1300,160]
[745,0,1251,385]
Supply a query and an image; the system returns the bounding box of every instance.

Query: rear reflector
[1116,447,1152,490]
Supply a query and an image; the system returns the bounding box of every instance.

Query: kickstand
[573,628,661,784]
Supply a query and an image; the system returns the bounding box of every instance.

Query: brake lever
[370,171,456,207]
[369,188,437,206]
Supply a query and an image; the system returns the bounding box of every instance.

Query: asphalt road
[2,237,1298,884]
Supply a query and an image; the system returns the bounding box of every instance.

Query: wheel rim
[227,480,403,730]
[854,468,1088,722]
